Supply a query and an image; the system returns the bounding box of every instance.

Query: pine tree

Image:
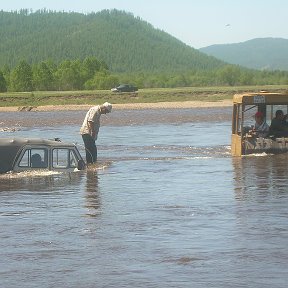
[0,71,7,92]
[10,60,33,91]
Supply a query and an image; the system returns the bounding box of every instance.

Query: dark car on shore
[111,84,138,93]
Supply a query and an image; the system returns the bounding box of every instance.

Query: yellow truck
[232,91,288,156]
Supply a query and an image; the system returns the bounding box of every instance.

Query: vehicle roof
[233,91,288,105]
[118,84,130,87]
[0,137,75,147]
[0,137,76,173]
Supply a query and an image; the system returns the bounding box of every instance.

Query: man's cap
[255,111,263,118]
[102,102,112,113]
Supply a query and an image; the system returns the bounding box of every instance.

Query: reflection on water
[231,154,288,288]
[84,170,101,217]
[233,153,288,200]
[1,109,288,288]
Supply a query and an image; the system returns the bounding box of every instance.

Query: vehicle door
[14,146,49,172]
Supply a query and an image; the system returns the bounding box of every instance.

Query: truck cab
[232,91,288,156]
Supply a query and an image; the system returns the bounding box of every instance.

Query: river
[0,107,287,288]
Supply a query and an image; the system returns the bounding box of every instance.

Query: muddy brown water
[1,107,288,288]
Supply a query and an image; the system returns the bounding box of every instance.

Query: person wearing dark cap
[251,111,269,138]
[269,109,288,137]
[80,102,112,164]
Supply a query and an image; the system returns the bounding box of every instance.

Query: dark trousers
[82,134,97,164]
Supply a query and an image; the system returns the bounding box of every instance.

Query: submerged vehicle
[231,91,288,156]
[0,137,86,173]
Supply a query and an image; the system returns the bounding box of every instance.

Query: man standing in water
[80,102,112,164]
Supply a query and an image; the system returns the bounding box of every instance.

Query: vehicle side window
[19,149,48,168]
[52,148,78,168]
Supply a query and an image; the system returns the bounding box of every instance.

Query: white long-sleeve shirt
[254,121,269,137]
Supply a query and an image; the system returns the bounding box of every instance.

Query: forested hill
[200,38,288,71]
[0,9,225,72]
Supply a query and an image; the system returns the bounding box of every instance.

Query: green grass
[0,85,287,107]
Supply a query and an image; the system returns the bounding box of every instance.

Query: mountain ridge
[0,9,225,73]
[199,37,288,71]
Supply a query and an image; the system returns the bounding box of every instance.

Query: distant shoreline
[0,100,233,112]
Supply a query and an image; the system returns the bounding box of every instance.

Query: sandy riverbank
[0,100,233,128]
[0,99,233,112]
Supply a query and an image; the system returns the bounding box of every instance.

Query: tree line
[0,57,119,92]
[0,10,224,72]
[1,57,288,92]
[1,9,287,92]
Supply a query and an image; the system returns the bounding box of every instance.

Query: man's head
[100,102,112,114]
[276,110,284,119]
[255,111,264,124]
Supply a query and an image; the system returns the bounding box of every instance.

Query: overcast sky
[1,0,288,48]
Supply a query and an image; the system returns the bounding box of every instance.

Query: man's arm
[87,121,96,139]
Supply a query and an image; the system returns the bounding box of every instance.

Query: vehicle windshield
[240,104,288,134]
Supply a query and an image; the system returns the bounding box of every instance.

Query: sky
[1,0,288,48]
